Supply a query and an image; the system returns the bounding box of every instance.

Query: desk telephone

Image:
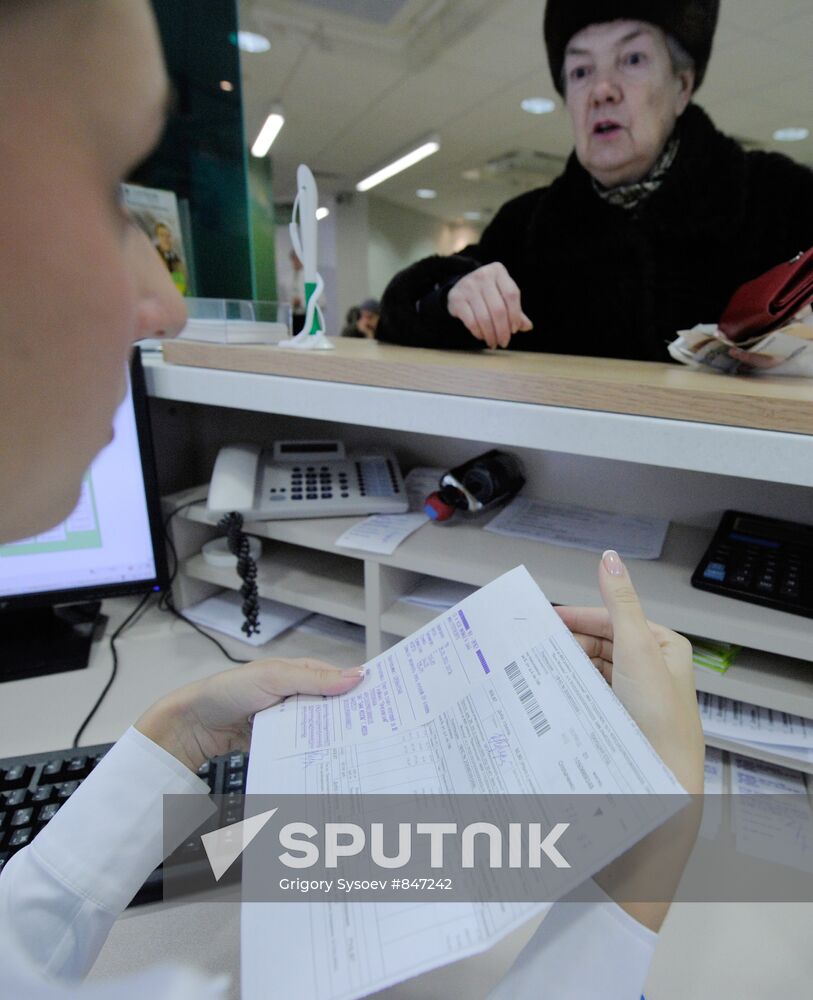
[207,441,409,520]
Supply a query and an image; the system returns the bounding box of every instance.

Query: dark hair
[665,32,695,76]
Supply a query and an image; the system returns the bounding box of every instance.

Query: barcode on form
[504,660,550,736]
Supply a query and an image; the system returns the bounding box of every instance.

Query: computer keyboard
[0,742,249,905]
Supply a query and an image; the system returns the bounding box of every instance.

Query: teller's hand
[136,658,364,773]
[556,552,704,932]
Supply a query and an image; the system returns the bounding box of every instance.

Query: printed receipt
[243,566,686,1000]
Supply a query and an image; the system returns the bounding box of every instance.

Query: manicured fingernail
[341,668,365,678]
[602,550,625,576]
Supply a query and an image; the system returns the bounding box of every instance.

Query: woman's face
[563,20,694,189]
[0,1,186,543]
[357,310,379,338]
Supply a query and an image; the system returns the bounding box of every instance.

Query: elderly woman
[377,0,813,361]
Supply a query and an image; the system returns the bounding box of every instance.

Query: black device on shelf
[691,510,812,618]
[0,349,169,682]
[0,742,249,905]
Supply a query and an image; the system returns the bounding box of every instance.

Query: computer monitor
[0,349,168,681]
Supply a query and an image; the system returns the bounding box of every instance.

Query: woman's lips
[593,121,623,136]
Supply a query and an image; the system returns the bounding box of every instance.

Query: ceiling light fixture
[416,189,437,199]
[316,207,330,221]
[521,97,556,115]
[773,127,809,142]
[356,137,441,193]
[251,106,284,158]
[463,211,482,221]
[233,30,271,53]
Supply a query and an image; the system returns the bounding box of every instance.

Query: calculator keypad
[693,512,812,618]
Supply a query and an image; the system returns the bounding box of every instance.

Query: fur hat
[544,0,720,96]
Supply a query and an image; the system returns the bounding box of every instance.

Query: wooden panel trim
[161,339,813,436]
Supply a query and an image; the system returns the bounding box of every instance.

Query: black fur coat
[377,104,813,362]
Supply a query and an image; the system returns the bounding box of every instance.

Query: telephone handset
[207,441,409,520]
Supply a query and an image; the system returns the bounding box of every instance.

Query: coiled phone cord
[218,512,261,637]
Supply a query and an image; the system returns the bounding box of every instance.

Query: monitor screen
[0,350,168,609]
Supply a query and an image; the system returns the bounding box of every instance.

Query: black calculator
[692,510,812,618]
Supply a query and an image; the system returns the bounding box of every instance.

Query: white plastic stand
[279,164,335,352]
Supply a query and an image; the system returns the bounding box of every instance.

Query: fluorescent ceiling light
[416,188,437,199]
[773,127,809,142]
[234,31,271,53]
[463,211,482,221]
[251,108,284,158]
[316,207,330,220]
[356,138,440,193]
[521,97,556,115]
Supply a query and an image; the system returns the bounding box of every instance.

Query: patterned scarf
[592,134,680,210]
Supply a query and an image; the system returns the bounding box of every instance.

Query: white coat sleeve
[0,726,224,997]
[486,890,657,1000]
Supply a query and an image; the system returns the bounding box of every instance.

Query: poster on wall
[122,183,190,296]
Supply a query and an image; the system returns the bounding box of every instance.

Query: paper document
[699,746,725,839]
[334,512,427,555]
[183,590,309,646]
[731,755,813,873]
[243,566,685,1000]
[400,576,477,609]
[698,692,813,750]
[335,467,443,556]
[484,496,669,560]
[296,614,366,645]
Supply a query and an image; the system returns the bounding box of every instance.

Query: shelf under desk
[172,490,813,664]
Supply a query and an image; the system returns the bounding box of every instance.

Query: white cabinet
[146,353,813,774]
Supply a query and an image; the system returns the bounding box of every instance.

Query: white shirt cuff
[30,726,208,915]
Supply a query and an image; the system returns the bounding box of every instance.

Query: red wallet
[719,247,813,342]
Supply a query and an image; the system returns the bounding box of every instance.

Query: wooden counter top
[161,337,813,437]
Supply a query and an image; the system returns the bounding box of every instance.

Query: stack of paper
[698,691,813,765]
[690,637,742,674]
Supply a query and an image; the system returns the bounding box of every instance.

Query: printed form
[243,566,685,1000]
